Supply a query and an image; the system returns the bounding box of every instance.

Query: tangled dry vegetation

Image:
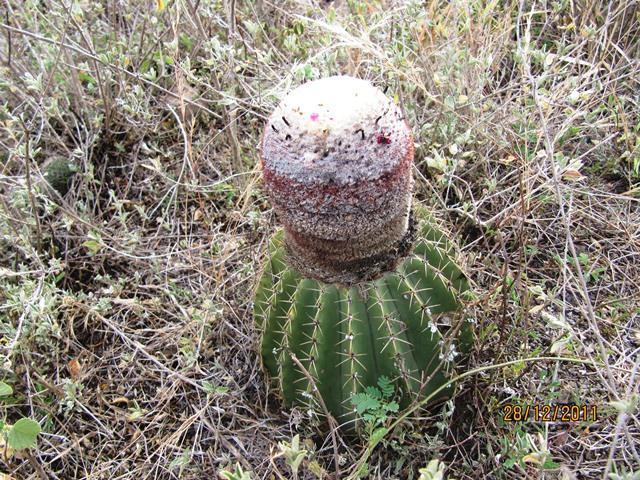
[0,0,638,479]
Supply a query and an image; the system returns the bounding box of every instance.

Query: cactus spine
[255,76,471,429]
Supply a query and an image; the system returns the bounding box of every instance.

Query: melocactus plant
[255,76,471,429]
[42,158,77,196]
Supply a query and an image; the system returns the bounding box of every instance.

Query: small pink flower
[310,112,319,121]
[377,133,391,145]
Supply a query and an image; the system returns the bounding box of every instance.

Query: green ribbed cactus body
[43,158,77,196]
[254,210,471,428]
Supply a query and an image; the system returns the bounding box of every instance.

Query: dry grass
[0,0,638,479]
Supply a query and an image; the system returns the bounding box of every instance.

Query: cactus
[255,76,471,429]
[42,158,77,196]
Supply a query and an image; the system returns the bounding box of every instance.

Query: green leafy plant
[350,376,399,435]
[275,434,308,480]
[500,428,559,472]
[608,469,640,480]
[577,252,606,284]
[0,382,41,456]
[418,459,447,480]
[219,463,252,480]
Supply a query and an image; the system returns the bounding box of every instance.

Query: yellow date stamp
[502,404,598,422]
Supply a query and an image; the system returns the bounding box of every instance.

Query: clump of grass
[0,0,638,479]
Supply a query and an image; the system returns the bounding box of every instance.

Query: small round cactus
[42,158,77,196]
[255,76,471,430]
